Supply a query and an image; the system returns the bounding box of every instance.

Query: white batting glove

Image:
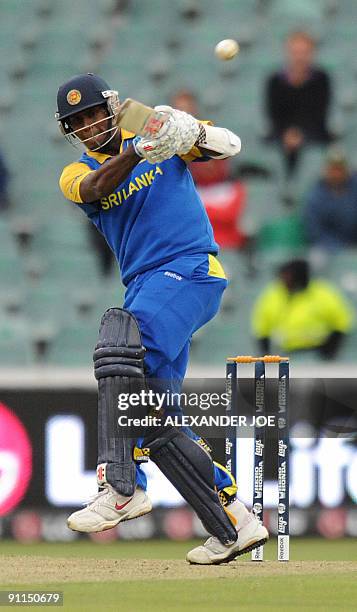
[132,106,200,163]
[155,106,200,154]
[133,133,178,163]
[132,110,182,163]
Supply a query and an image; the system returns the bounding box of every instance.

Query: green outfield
[0,539,356,611]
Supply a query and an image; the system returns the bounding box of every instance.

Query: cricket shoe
[186,502,268,565]
[67,485,152,533]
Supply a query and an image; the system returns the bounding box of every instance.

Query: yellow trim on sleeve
[208,254,226,279]
[60,130,136,204]
[59,162,93,204]
[180,120,213,163]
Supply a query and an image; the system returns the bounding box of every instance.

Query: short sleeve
[59,162,93,204]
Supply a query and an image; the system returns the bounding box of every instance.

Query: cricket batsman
[56,73,268,564]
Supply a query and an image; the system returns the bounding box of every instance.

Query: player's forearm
[196,125,241,159]
[80,145,141,201]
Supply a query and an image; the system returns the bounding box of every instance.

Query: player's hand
[132,106,200,163]
[132,109,182,163]
[133,132,179,163]
[155,106,200,154]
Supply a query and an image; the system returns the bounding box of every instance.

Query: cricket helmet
[55,73,120,149]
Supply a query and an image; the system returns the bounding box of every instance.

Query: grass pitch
[0,539,356,611]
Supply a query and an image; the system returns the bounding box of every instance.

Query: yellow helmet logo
[67,89,82,105]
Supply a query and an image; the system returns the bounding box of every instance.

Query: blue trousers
[123,253,232,492]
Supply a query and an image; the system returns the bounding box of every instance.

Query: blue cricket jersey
[59,130,218,285]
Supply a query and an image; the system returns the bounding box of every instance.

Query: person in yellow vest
[252,259,354,358]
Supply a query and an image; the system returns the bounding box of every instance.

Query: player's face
[69,105,111,149]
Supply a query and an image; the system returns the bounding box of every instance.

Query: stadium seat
[0,288,25,317]
[0,317,34,365]
[338,329,357,361]
[191,316,257,364]
[24,282,77,325]
[31,216,90,253]
[93,284,126,319]
[46,317,99,365]
[269,0,326,37]
[0,219,19,256]
[324,250,357,287]
[0,253,26,289]
[258,214,307,251]
[39,251,102,286]
[240,179,282,236]
[294,148,326,198]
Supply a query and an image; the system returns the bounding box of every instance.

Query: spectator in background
[0,149,10,212]
[304,148,357,250]
[171,89,247,248]
[252,259,353,359]
[265,31,333,181]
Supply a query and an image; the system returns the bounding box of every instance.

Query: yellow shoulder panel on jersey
[121,128,135,140]
[59,162,93,204]
[180,119,213,163]
[120,128,135,153]
[85,151,111,163]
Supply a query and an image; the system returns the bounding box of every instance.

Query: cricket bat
[116,98,169,138]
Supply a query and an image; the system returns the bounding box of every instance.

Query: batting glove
[132,106,200,163]
[133,133,178,164]
[132,110,182,163]
[155,106,200,154]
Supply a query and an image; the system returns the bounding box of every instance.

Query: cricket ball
[215,39,239,61]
